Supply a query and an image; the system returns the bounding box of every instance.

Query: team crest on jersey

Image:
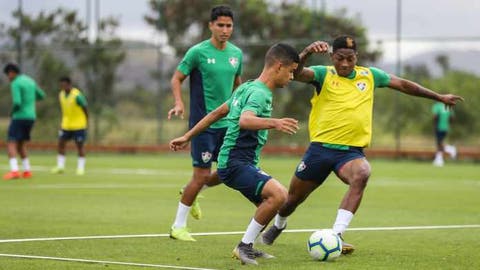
[229,57,239,68]
[356,82,367,91]
[201,151,212,163]
[297,161,306,172]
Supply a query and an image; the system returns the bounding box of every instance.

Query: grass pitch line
[0,224,479,244]
[0,253,218,270]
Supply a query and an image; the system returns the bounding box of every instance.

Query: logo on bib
[297,161,306,172]
[356,82,367,91]
[201,151,212,163]
[229,57,239,68]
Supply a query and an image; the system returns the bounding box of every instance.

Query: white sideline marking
[0,224,478,244]
[0,253,218,270]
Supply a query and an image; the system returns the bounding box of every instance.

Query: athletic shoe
[232,242,258,265]
[3,171,20,180]
[433,157,444,167]
[252,247,275,259]
[260,225,285,245]
[445,145,457,159]
[169,226,196,242]
[51,167,65,174]
[338,233,355,255]
[76,168,85,176]
[22,171,33,179]
[179,188,203,220]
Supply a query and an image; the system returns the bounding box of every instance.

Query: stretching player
[261,36,463,253]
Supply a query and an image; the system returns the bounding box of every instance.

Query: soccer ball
[307,229,342,261]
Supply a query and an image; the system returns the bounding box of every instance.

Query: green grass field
[0,153,478,269]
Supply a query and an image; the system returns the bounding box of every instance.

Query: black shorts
[59,129,87,143]
[191,127,227,168]
[7,119,35,141]
[294,142,365,185]
[435,130,447,148]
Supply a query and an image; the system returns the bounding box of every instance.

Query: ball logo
[356,82,367,91]
[201,151,212,163]
[229,57,239,68]
[297,161,306,172]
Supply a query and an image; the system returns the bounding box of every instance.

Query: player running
[51,76,88,175]
[170,43,299,265]
[168,5,243,241]
[3,63,45,180]
[261,36,464,254]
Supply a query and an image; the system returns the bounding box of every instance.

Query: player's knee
[268,183,288,208]
[352,167,370,189]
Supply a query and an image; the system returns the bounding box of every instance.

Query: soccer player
[3,63,45,180]
[168,5,243,241]
[51,76,88,175]
[261,36,464,253]
[170,43,300,265]
[432,101,456,166]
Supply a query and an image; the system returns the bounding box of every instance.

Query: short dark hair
[332,35,357,52]
[265,43,299,67]
[210,5,233,22]
[59,76,72,84]
[3,63,20,75]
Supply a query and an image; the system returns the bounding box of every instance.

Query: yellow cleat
[169,226,196,242]
[76,168,85,176]
[51,167,65,174]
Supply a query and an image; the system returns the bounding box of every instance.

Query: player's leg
[433,130,446,166]
[52,130,69,174]
[75,130,87,175]
[4,140,20,180]
[228,166,286,265]
[18,120,34,178]
[333,153,371,254]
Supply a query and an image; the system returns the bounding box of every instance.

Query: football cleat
[232,242,258,265]
[169,226,196,242]
[3,171,21,180]
[260,225,285,245]
[22,171,33,179]
[338,233,355,255]
[51,167,65,174]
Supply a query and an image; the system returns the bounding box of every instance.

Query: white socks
[333,209,354,235]
[22,158,31,171]
[78,157,86,170]
[242,218,265,244]
[173,202,191,228]
[57,155,66,168]
[9,158,19,172]
[274,214,287,229]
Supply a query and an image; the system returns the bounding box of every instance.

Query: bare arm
[388,75,464,107]
[168,70,188,120]
[294,41,329,83]
[233,75,242,91]
[169,103,230,151]
[239,111,299,135]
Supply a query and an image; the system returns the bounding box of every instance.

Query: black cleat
[232,242,258,265]
[261,225,285,245]
[338,233,355,255]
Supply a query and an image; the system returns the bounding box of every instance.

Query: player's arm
[35,86,46,100]
[233,75,242,91]
[11,83,22,113]
[76,95,89,122]
[168,70,188,120]
[170,103,230,151]
[294,41,329,83]
[388,75,464,108]
[239,111,299,135]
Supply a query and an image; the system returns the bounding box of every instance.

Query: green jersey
[432,102,451,131]
[10,74,45,120]
[177,39,243,129]
[217,80,273,169]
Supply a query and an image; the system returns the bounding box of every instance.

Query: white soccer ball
[307,229,342,261]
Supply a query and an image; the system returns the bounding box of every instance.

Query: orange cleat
[3,171,21,180]
[22,171,33,179]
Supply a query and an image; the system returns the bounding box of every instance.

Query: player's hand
[302,41,329,56]
[274,118,299,135]
[439,94,464,109]
[168,102,185,120]
[169,135,190,151]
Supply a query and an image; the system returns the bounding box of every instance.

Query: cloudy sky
[1,0,479,62]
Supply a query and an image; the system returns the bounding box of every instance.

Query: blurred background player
[51,76,88,175]
[261,36,463,253]
[170,43,299,265]
[432,101,456,166]
[168,5,243,241]
[3,63,45,180]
